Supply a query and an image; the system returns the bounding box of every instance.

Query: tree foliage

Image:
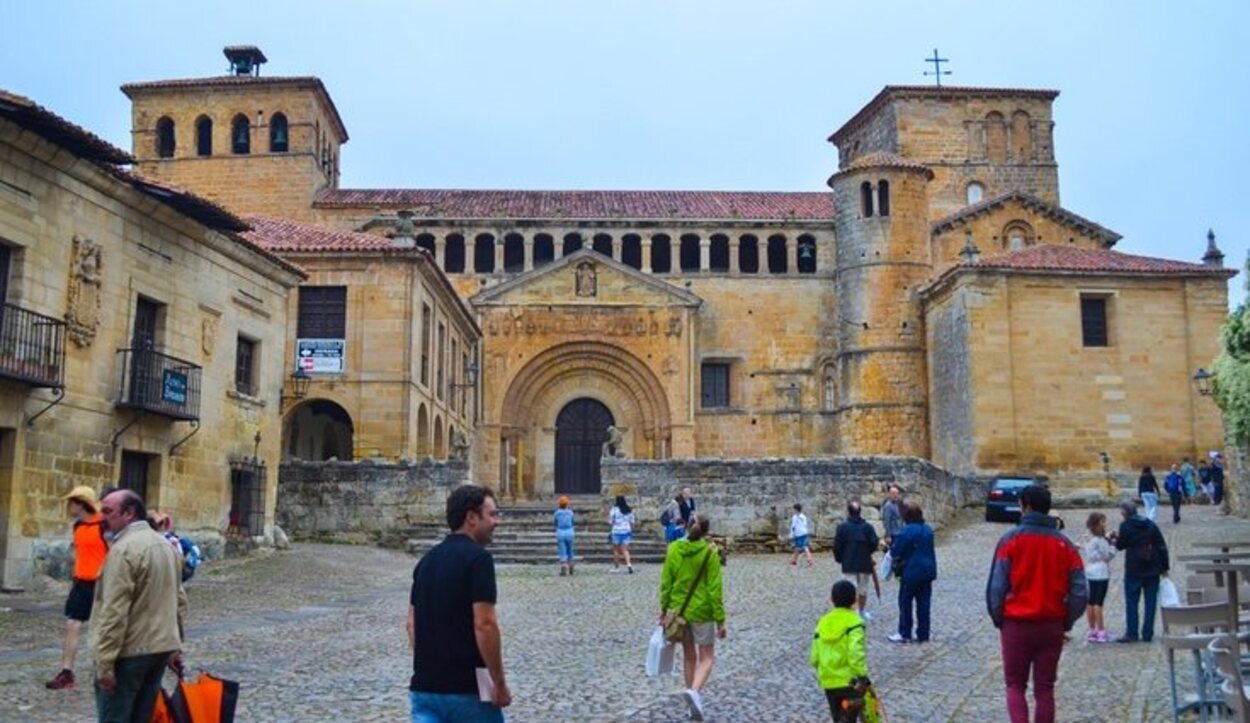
[1214,255,1250,444]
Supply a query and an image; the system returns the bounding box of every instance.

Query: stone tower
[121,46,347,219]
[828,152,933,456]
[829,86,1060,222]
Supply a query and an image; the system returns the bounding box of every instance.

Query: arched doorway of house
[433,417,445,459]
[284,399,354,461]
[554,398,614,494]
[416,404,430,456]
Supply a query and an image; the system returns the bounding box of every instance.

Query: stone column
[790,237,800,274]
[434,235,446,269]
[641,237,652,273]
[700,239,711,272]
[555,237,565,261]
[729,237,740,273]
[523,235,534,272]
[494,236,504,271]
[611,236,621,261]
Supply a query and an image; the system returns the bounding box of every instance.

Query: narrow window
[436,323,446,401]
[860,181,874,218]
[443,234,466,273]
[269,113,289,153]
[533,234,555,267]
[297,286,347,339]
[119,451,155,500]
[415,233,436,256]
[562,233,583,256]
[700,363,731,409]
[621,234,642,269]
[234,336,257,396]
[679,234,701,272]
[231,114,250,155]
[420,303,432,386]
[155,117,175,159]
[709,234,730,272]
[503,233,524,272]
[738,234,759,274]
[0,244,11,303]
[593,233,613,258]
[473,233,496,273]
[1080,296,1109,347]
[877,180,890,217]
[195,115,213,156]
[651,234,672,273]
[767,234,788,274]
[797,234,817,274]
[966,182,984,204]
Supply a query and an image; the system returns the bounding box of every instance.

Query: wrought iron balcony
[115,347,202,421]
[0,303,66,388]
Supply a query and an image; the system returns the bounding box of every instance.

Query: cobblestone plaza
[2,504,1247,722]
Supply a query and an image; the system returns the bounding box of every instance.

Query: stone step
[405,539,668,555]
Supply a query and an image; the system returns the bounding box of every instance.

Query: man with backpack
[1111,499,1169,643]
[833,502,879,619]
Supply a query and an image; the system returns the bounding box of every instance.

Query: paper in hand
[476,668,494,703]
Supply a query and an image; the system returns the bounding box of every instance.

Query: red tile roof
[969,245,1236,276]
[931,191,1122,247]
[829,151,934,182]
[313,189,833,221]
[0,88,134,165]
[120,76,348,141]
[829,85,1060,146]
[243,215,398,252]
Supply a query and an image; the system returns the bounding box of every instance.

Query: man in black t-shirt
[408,484,511,721]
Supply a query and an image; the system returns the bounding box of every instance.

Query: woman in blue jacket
[888,504,938,643]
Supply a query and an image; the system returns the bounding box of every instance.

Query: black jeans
[96,652,171,723]
[1169,492,1183,523]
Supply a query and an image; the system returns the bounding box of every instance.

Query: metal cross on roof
[924,49,951,87]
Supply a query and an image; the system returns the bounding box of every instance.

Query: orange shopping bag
[169,671,240,723]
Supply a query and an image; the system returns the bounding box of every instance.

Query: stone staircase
[400,496,670,565]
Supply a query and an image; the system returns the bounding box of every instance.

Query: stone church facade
[121,47,1233,496]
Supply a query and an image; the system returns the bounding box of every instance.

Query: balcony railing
[0,303,66,388]
[116,347,202,421]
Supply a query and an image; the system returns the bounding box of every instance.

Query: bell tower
[120,46,348,220]
[828,152,933,456]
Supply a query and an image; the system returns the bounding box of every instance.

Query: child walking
[1082,512,1116,643]
[790,503,814,567]
[811,580,873,722]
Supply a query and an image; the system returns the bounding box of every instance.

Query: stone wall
[600,457,980,546]
[1228,437,1248,518]
[276,459,468,544]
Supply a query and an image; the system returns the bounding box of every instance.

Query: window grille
[230,459,267,537]
[297,286,346,339]
[1080,296,1109,347]
[701,363,731,408]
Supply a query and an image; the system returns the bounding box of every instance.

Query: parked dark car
[985,477,1035,522]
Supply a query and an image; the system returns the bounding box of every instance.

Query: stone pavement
[1,504,1247,722]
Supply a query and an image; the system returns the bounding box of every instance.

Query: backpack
[1164,473,1181,495]
[660,507,673,527]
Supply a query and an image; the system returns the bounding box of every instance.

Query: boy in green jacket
[810,580,871,722]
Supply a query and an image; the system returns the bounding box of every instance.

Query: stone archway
[498,341,672,496]
[284,399,354,461]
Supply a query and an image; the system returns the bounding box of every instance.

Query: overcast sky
[5,1,1247,306]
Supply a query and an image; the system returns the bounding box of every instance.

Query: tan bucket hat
[61,485,99,513]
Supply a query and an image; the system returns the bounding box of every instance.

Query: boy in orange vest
[45,485,109,690]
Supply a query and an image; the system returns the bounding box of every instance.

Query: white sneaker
[887,632,908,643]
[609,567,620,574]
[682,688,705,721]
[860,610,873,622]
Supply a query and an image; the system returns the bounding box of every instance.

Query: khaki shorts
[843,572,871,594]
[684,621,718,646]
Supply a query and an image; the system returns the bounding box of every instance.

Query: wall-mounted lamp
[1193,368,1214,397]
[282,367,312,405]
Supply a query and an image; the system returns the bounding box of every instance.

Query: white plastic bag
[645,626,675,677]
[1159,577,1181,608]
[877,551,894,581]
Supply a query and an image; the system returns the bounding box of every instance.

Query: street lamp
[1193,368,1214,397]
[450,360,479,412]
[282,366,311,405]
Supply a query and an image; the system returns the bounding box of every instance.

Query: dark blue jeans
[1124,574,1160,641]
[95,652,171,723]
[410,691,505,722]
[898,580,932,642]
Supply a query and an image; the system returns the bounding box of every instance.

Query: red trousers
[1000,619,1065,723]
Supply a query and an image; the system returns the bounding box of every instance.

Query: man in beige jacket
[93,489,187,723]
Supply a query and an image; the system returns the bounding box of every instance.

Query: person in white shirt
[789,503,814,567]
[1082,512,1116,643]
[609,496,636,573]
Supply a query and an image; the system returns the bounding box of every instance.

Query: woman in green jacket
[659,514,725,722]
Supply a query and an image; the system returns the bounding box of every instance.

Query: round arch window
[966,182,985,205]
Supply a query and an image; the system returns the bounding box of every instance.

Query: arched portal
[554,399,615,494]
[284,399,354,460]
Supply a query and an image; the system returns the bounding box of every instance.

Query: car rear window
[994,478,1034,489]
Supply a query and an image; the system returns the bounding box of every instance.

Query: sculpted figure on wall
[450,427,471,461]
[65,235,103,347]
[575,261,597,297]
[601,424,624,458]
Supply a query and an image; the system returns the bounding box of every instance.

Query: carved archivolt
[65,235,102,348]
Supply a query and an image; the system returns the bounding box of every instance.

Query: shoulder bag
[664,548,713,643]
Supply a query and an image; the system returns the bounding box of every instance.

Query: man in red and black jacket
[986,485,1088,723]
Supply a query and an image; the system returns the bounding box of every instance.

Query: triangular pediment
[931,191,1122,247]
[469,249,703,308]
